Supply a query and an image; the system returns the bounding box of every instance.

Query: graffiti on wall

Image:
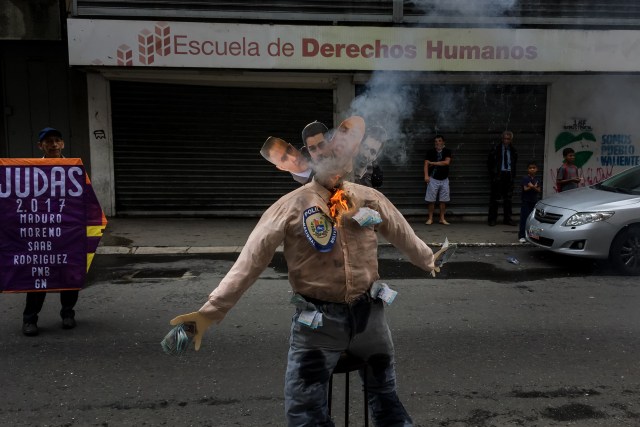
[600,134,638,167]
[549,118,636,193]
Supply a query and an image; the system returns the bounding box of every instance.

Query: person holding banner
[21,127,79,336]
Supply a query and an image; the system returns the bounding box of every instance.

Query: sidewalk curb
[97,242,526,255]
[97,246,246,255]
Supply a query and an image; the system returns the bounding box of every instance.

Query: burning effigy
[167,114,454,426]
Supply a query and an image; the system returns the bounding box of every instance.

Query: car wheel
[609,227,640,275]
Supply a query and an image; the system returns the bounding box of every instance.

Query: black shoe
[488,221,496,226]
[22,322,39,336]
[62,317,76,329]
[504,220,517,226]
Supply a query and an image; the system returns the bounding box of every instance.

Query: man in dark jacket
[487,130,518,226]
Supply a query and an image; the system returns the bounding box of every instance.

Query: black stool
[328,352,369,427]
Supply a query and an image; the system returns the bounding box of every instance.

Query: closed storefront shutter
[110,81,333,215]
[366,84,547,215]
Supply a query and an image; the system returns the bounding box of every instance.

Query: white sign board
[68,19,640,72]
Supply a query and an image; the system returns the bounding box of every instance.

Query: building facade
[3,1,640,217]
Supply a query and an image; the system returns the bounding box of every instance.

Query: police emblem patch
[302,206,337,252]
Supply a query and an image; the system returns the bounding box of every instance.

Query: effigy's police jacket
[199,179,435,320]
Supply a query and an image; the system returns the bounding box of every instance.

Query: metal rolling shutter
[110,81,333,216]
[368,84,547,215]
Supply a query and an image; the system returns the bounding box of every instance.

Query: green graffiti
[555,132,577,151]
[575,151,593,168]
[554,132,597,151]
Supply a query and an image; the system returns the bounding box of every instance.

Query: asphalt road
[1,247,639,427]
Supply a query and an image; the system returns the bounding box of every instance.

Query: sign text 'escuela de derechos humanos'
[67,19,640,72]
[0,159,107,293]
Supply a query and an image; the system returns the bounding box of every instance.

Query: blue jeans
[284,296,413,426]
[519,200,537,239]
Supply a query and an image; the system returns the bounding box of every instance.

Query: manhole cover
[131,268,189,279]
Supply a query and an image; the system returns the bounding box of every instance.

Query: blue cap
[38,127,62,142]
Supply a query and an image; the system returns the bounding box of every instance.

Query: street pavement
[98,216,525,255]
[4,215,639,426]
[2,247,638,426]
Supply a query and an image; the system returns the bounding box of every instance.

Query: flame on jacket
[328,189,351,225]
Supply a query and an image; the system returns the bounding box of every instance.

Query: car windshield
[593,166,640,195]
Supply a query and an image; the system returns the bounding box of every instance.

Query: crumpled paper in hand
[161,322,196,356]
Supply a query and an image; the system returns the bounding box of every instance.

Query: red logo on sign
[115,22,171,66]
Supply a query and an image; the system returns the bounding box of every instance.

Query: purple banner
[0,160,99,292]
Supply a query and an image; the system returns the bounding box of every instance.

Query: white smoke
[331,0,520,168]
[412,0,517,17]
[347,71,420,165]
[423,85,470,132]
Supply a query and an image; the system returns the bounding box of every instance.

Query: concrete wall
[86,72,115,216]
[545,75,640,196]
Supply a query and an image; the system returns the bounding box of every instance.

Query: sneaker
[439,219,450,225]
[425,219,433,225]
[519,238,526,243]
[62,317,76,329]
[22,322,39,336]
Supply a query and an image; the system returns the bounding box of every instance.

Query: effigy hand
[431,238,458,277]
[169,311,221,351]
[433,246,449,265]
[430,266,441,278]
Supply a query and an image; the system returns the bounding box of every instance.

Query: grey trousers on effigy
[284,295,413,427]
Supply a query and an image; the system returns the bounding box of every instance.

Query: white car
[526,165,640,275]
